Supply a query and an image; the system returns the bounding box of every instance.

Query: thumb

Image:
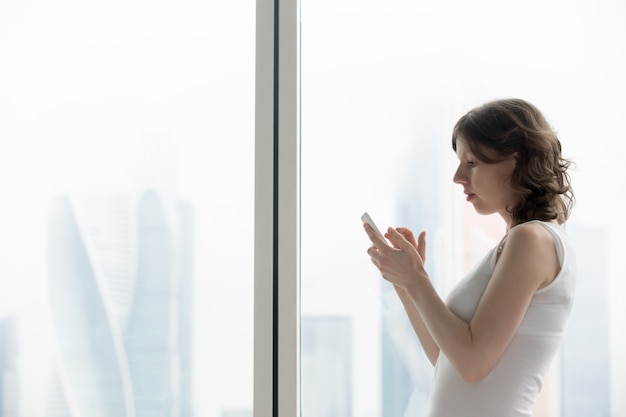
[417,231,426,261]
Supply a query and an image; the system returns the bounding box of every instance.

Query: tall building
[301,316,353,417]
[560,224,611,417]
[0,316,19,417]
[177,201,195,417]
[46,187,193,417]
[47,192,134,417]
[126,190,176,417]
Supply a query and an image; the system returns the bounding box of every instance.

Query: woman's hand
[364,224,427,290]
[393,227,426,262]
[391,227,426,294]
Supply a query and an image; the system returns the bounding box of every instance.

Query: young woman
[364,98,576,417]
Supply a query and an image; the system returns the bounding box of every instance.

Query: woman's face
[453,136,518,225]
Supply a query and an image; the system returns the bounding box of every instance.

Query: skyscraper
[560,224,611,417]
[47,192,134,417]
[46,186,193,417]
[126,190,176,417]
[0,316,19,417]
[301,316,353,417]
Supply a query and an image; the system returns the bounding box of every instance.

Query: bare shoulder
[507,221,556,250]
[502,221,560,288]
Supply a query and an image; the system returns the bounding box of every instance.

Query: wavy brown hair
[452,98,575,224]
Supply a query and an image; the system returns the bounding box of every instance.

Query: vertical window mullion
[277,0,301,414]
[255,0,300,416]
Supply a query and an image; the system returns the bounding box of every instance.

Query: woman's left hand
[364,224,426,290]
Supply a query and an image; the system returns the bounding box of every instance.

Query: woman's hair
[452,98,575,224]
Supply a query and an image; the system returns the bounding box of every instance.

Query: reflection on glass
[0,2,254,416]
[301,1,625,416]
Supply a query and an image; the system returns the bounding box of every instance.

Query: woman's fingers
[392,227,426,262]
[366,245,381,259]
[363,223,388,248]
[395,227,418,248]
[385,227,414,252]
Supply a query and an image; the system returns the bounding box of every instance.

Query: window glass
[0,2,254,416]
[301,1,626,416]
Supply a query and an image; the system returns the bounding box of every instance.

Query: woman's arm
[365,222,559,382]
[394,285,440,366]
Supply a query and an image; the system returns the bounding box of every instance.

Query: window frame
[254,0,301,416]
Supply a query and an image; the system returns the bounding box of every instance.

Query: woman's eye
[467,160,476,166]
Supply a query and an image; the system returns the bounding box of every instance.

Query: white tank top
[426,221,576,417]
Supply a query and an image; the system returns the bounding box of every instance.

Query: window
[0,2,255,416]
[2,1,624,416]
[300,1,626,416]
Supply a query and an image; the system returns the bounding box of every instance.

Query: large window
[301,1,626,416]
[0,2,255,416]
[2,1,624,417]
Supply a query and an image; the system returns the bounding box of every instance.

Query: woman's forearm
[404,274,484,381]
[395,286,440,366]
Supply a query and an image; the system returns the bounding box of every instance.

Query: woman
[364,98,576,416]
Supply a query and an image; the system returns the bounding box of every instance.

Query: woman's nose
[453,166,466,184]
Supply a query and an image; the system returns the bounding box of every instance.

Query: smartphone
[361,212,385,239]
